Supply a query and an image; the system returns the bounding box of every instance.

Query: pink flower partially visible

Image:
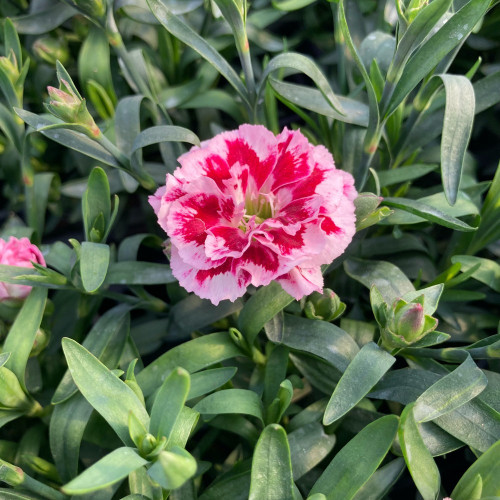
[150,125,357,305]
[0,237,46,301]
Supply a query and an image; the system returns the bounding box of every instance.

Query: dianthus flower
[0,236,46,301]
[150,125,357,305]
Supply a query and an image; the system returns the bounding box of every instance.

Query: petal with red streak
[205,226,251,260]
[276,266,323,300]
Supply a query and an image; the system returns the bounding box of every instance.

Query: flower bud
[380,296,438,350]
[0,54,19,86]
[0,366,32,410]
[140,433,157,456]
[0,460,24,486]
[32,37,69,66]
[304,288,346,322]
[68,0,106,22]
[46,80,100,138]
[391,302,425,342]
[30,328,49,357]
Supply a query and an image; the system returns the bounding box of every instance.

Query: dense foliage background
[0,0,499,498]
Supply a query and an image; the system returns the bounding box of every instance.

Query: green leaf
[3,287,47,391]
[52,304,130,404]
[249,424,294,500]
[78,26,116,110]
[344,257,415,303]
[4,19,22,72]
[352,458,406,500]
[188,367,237,401]
[62,338,150,446]
[167,406,200,450]
[0,102,22,152]
[269,79,368,127]
[238,281,294,346]
[62,447,148,495]
[80,242,110,292]
[452,440,500,500]
[150,368,190,440]
[272,0,317,11]
[434,399,500,453]
[266,314,359,373]
[137,331,244,397]
[323,342,395,425]
[385,0,490,117]
[146,0,249,103]
[288,422,336,480]
[384,0,452,85]
[50,393,93,482]
[261,53,344,114]
[147,447,197,491]
[131,126,200,155]
[82,167,111,243]
[14,109,120,168]
[382,197,477,232]
[434,74,475,205]
[104,261,175,286]
[399,403,440,500]
[11,4,77,34]
[194,389,264,422]
[377,164,437,187]
[451,256,500,292]
[310,415,399,500]
[413,356,487,423]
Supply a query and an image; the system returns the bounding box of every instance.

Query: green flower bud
[46,80,100,138]
[0,459,24,486]
[30,328,49,357]
[380,296,438,350]
[67,0,106,22]
[304,288,346,322]
[0,54,19,86]
[32,37,70,66]
[0,367,32,410]
[140,433,157,456]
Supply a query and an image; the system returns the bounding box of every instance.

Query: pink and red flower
[0,236,46,301]
[150,125,357,305]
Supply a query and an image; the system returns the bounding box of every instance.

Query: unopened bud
[30,328,49,357]
[0,54,19,85]
[140,433,157,456]
[46,80,100,137]
[0,460,24,486]
[304,288,346,322]
[0,367,32,410]
[69,0,106,22]
[32,37,69,66]
[392,302,425,342]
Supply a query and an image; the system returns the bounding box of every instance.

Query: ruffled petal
[276,266,324,300]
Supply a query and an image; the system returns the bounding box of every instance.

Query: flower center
[244,193,273,221]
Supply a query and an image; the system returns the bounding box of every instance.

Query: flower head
[150,125,357,305]
[0,237,46,301]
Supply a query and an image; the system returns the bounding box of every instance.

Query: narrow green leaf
[272,0,317,11]
[104,261,175,285]
[261,52,344,114]
[451,256,500,292]
[385,0,490,116]
[4,19,22,72]
[399,403,440,500]
[288,422,336,480]
[194,389,263,422]
[3,287,47,391]
[83,167,111,243]
[269,79,368,127]
[188,367,237,401]
[62,338,150,446]
[352,458,406,500]
[383,197,477,232]
[267,314,359,373]
[80,242,110,292]
[323,342,396,425]
[167,406,200,450]
[147,447,197,491]
[15,109,120,168]
[238,281,294,346]
[146,0,249,103]
[12,4,77,34]
[150,367,190,440]
[310,415,399,500]
[50,393,93,482]
[52,305,130,404]
[452,440,500,500]
[137,331,244,397]
[413,356,487,423]
[434,74,475,205]
[131,125,200,154]
[344,257,415,303]
[377,164,437,187]
[62,447,147,495]
[249,424,294,500]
